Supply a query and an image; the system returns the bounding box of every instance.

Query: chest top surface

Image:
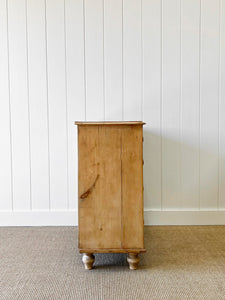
[75,121,145,125]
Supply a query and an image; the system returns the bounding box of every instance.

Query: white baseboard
[0,210,78,226]
[0,210,225,226]
[144,210,225,225]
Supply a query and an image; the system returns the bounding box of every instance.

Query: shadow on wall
[143,126,222,211]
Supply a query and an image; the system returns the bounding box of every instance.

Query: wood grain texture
[78,125,122,249]
[78,125,98,248]
[79,248,146,253]
[122,125,144,249]
[78,124,144,251]
[94,125,122,248]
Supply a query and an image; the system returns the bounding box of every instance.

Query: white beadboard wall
[0,0,225,226]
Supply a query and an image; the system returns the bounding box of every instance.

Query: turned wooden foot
[82,253,95,270]
[127,253,140,270]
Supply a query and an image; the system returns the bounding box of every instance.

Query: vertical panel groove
[44,0,51,210]
[219,0,225,210]
[123,0,142,120]
[104,0,123,120]
[141,0,143,121]
[162,0,181,209]
[160,0,163,211]
[102,0,105,120]
[25,0,32,210]
[63,0,69,210]
[143,0,162,210]
[218,0,222,209]
[85,0,104,120]
[200,0,220,210]
[83,0,87,120]
[122,0,124,121]
[181,0,200,210]
[8,0,31,210]
[6,0,13,211]
[45,0,68,209]
[198,0,202,211]
[180,0,182,209]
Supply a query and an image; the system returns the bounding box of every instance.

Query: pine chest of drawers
[75,121,146,270]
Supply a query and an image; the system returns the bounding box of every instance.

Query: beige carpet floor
[0,226,225,300]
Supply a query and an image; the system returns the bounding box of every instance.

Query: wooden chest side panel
[78,125,122,249]
[122,125,144,249]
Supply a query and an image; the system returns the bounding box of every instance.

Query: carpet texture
[0,226,225,300]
